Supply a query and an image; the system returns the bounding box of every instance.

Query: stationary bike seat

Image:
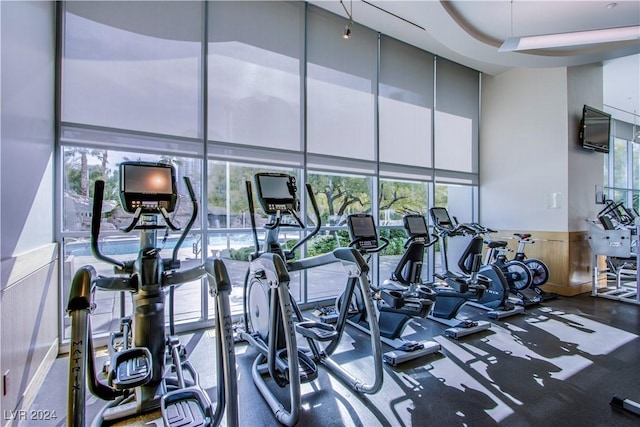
[514,233,531,239]
[486,240,508,249]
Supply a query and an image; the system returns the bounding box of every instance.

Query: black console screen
[123,164,173,195]
[255,173,297,215]
[349,215,376,239]
[119,162,177,214]
[430,207,454,230]
[405,215,428,236]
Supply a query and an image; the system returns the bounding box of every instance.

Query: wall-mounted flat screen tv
[579,105,611,154]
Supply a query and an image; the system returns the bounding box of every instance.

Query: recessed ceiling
[446,1,639,44]
[310,0,640,119]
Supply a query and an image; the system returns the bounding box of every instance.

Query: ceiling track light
[343,24,352,39]
[340,0,353,39]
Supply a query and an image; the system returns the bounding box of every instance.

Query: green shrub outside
[227,247,255,262]
[307,231,350,257]
[379,228,407,256]
[226,228,419,261]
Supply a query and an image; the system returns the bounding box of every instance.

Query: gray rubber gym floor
[22,293,640,426]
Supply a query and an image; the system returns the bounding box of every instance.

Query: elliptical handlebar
[287,183,322,254]
[246,181,260,258]
[90,174,197,272]
[91,180,126,269]
[247,177,323,258]
[170,176,197,265]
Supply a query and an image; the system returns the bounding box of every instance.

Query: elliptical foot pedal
[314,306,339,324]
[296,320,338,341]
[161,386,213,427]
[276,348,319,382]
[109,347,152,390]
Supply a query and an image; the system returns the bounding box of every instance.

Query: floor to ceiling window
[377,178,430,281]
[57,1,481,342]
[59,1,205,340]
[604,118,640,213]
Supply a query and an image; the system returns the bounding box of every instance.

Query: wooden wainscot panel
[492,230,593,297]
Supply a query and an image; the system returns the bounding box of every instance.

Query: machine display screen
[257,175,294,201]
[405,215,428,236]
[255,173,297,215]
[119,162,177,214]
[349,215,376,239]
[430,207,453,229]
[123,164,174,195]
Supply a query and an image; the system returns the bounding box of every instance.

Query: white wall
[0,0,57,414]
[1,0,55,260]
[567,64,605,232]
[480,67,569,231]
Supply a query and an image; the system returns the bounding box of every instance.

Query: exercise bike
[509,233,556,301]
[391,210,492,339]
[239,173,383,427]
[428,209,525,319]
[66,161,238,427]
[465,222,543,307]
[336,213,441,366]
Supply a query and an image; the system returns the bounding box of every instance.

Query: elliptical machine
[337,213,441,366]
[428,209,525,319]
[240,173,383,427]
[66,161,238,427]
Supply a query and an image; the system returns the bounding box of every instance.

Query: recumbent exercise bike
[430,208,533,312]
[337,213,441,366]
